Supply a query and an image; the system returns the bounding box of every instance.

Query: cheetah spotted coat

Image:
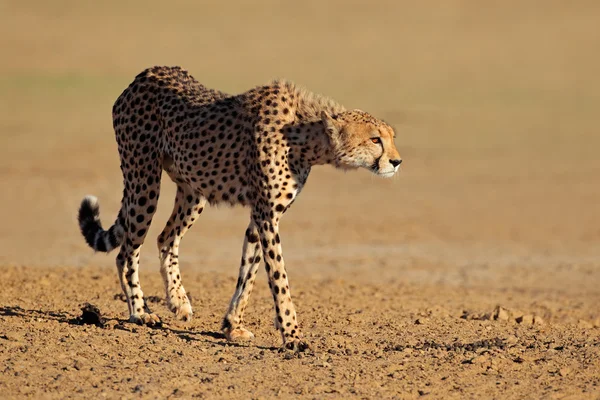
[78,66,401,351]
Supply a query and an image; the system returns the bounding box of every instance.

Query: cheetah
[78,66,402,351]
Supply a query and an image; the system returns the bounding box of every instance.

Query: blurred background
[1,1,598,291]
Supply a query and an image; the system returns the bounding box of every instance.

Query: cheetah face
[322,110,402,178]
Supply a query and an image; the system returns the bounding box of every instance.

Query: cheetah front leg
[256,216,308,352]
[222,221,262,341]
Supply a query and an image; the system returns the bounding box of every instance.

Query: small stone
[505,335,518,346]
[533,315,545,325]
[493,306,510,321]
[113,293,127,302]
[515,314,534,325]
[0,333,19,342]
[558,367,571,377]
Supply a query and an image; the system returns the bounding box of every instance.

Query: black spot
[247,231,259,243]
[221,318,232,330]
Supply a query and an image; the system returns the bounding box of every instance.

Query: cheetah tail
[78,195,125,253]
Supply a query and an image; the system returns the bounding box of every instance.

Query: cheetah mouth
[370,160,395,178]
[376,170,396,178]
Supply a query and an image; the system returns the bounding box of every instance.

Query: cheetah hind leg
[158,184,206,322]
[115,244,162,327]
[222,221,263,342]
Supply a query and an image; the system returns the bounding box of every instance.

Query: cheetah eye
[370,137,382,145]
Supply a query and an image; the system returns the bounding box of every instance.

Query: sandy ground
[1,1,600,399]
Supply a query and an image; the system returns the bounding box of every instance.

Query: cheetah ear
[321,111,340,136]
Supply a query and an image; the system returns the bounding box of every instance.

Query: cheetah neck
[284,83,346,167]
[286,120,335,167]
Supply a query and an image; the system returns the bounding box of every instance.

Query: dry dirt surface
[1,1,600,399]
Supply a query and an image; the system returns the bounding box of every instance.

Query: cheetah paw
[130,313,162,327]
[282,339,310,353]
[224,327,255,342]
[173,302,193,322]
[167,294,193,322]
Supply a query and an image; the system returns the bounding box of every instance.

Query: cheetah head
[321,110,402,178]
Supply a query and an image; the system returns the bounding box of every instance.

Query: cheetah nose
[389,159,402,168]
